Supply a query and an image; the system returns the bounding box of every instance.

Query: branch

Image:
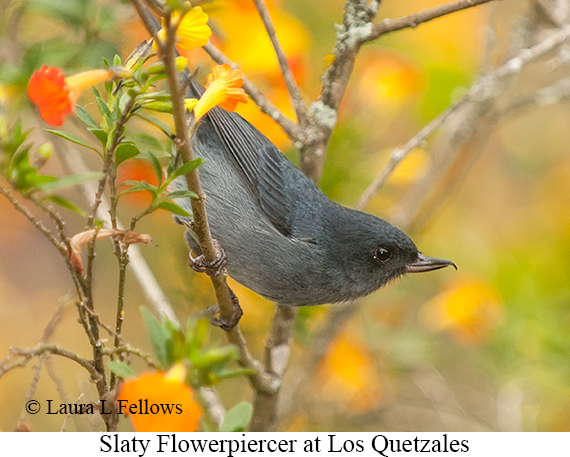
[309,0,496,185]
[102,346,156,368]
[1,344,101,382]
[356,22,570,210]
[283,9,570,424]
[396,78,570,232]
[58,145,178,323]
[252,0,308,126]
[370,0,496,39]
[131,0,271,397]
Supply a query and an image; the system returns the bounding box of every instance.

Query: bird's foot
[188,239,226,277]
[204,289,243,331]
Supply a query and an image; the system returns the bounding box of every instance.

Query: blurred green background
[1,0,569,431]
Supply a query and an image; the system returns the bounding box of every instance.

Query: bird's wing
[188,78,304,239]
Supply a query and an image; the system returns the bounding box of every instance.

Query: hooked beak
[406,253,457,273]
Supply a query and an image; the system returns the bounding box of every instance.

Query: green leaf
[147,152,163,186]
[89,128,108,146]
[30,174,58,186]
[134,113,172,137]
[213,367,257,381]
[74,105,98,128]
[163,189,198,200]
[44,129,100,153]
[157,201,192,217]
[219,402,253,432]
[126,131,165,157]
[193,346,239,369]
[93,87,114,124]
[115,142,140,166]
[118,180,158,197]
[169,158,204,181]
[35,172,105,191]
[140,307,172,369]
[42,194,85,215]
[107,360,136,379]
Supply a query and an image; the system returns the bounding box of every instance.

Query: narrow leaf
[147,152,163,186]
[134,113,172,137]
[119,182,158,198]
[74,105,98,128]
[170,158,204,181]
[163,189,198,200]
[157,201,192,217]
[41,194,85,215]
[44,129,99,153]
[92,87,114,124]
[36,172,105,191]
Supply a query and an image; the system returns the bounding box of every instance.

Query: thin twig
[58,146,178,322]
[370,0,496,39]
[251,0,308,126]
[356,22,570,210]
[2,345,101,382]
[102,346,156,368]
[284,10,570,425]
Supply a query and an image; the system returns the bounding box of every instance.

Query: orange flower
[27,66,113,126]
[117,364,201,432]
[194,63,248,120]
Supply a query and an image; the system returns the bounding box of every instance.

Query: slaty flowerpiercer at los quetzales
[172,76,456,323]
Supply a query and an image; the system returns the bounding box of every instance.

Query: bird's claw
[188,240,227,277]
[204,289,243,331]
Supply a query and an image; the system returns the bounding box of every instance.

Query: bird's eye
[375,248,391,262]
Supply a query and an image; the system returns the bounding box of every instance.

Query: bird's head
[325,207,456,301]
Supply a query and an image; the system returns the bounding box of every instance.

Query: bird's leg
[188,238,227,277]
[204,288,243,331]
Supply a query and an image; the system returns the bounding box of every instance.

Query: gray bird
[173,79,455,309]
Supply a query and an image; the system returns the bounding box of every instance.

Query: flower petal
[118,370,201,432]
[177,7,212,50]
[194,64,248,120]
[27,65,73,126]
[28,66,114,126]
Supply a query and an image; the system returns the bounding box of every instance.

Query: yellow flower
[193,63,248,120]
[155,6,211,52]
[117,364,201,432]
[184,98,198,112]
[175,6,211,50]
